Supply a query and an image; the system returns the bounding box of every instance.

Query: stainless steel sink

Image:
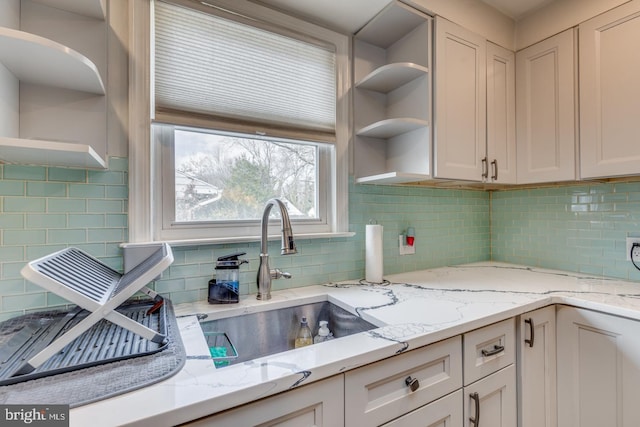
[199,301,376,367]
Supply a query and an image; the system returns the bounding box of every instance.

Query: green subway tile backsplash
[2,156,640,320]
[491,181,640,281]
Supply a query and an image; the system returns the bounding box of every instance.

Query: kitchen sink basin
[199,301,376,367]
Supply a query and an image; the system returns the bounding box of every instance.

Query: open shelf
[356,1,427,48]
[356,172,430,185]
[356,63,429,93]
[30,0,105,20]
[0,137,107,169]
[0,27,105,94]
[357,118,429,139]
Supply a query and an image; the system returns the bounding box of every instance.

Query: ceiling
[255,0,558,34]
[254,0,393,34]
[480,0,557,20]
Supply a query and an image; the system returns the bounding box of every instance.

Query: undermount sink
[199,301,377,367]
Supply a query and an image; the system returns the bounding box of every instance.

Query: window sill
[121,231,356,248]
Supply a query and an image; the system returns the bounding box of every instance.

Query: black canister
[208,252,248,304]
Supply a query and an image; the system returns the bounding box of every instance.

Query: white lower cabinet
[557,305,640,427]
[518,306,556,427]
[182,375,344,427]
[463,318,517,427]
[383,390,463,427]
[345,336,462,426]
[463,365,516,427]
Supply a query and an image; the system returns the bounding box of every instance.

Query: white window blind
[154,1,337,139]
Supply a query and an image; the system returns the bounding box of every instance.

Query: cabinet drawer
[463,318,515,385]
[382,389,462,427]
[345,336,462,427]
[182,375,344,427]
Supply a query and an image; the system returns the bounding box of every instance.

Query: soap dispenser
[294,317,313,348]
[208,252,248,304]
[314,320,334,344]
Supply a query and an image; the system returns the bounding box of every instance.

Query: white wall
[405,0,516,50]
[107,0,129,158]
[516,0,632,49]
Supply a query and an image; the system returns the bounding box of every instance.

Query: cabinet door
[183,375,344,427]
[464,365,516,427]
[434,17,486,181]
[486,42,516,184]
[383,390,463,427]
[518,306,556,427]
[557,306,640,427]
[579,1,640,178]
[516,29,576,184]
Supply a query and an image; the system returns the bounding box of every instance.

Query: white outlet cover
[626,237,640,261]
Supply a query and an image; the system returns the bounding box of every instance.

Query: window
[128,0,350,243]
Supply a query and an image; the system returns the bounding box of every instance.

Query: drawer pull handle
[481,344,504,357]
[525,318,535,348]
[470,392,480,426]
[405,376,419,392]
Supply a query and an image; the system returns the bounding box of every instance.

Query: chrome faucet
[257,198,297,300]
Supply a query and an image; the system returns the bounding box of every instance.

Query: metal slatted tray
[0,301,168,386]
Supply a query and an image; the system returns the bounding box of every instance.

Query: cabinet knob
[405,376,419,392]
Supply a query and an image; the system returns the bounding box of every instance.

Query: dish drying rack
[15,243,174,376]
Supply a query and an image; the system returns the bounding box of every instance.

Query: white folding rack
[18,242,174,375]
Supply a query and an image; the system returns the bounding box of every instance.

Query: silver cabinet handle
[405,376,419,392]
[481,157,488,179]
[470,392,480,426]
[524,318,535,348]
[491,159,498,181]
[481,344,505,357]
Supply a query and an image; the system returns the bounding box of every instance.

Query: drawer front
[383,389,463,427]
[463,318,515,385]
[345,336,462,427]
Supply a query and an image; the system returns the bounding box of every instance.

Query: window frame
[128,0,351,245]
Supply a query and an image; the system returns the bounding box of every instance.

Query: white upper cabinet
[433,18,515,183]
[353,1,432,185]
[434,17,486,182]
[486,42,516,184]
[0,0,107,169]
[579,1,640,179]
[516,29,576,184]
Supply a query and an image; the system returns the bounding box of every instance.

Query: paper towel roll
[365,224,383,283]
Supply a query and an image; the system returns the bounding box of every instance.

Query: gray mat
[0,300,186,408]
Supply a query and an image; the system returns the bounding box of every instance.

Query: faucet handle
[270,269,292,280]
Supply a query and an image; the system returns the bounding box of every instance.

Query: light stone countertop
[70,262,640,426]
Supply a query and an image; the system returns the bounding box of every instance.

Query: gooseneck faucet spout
[257,198,297,300]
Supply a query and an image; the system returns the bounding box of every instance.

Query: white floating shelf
[0,28,105,95]
[0,137,107,169]
[357,118,429,139]
[30,0,106,20]
[356,1,426,48]
[356,63,429,93]
[356,172,430,185]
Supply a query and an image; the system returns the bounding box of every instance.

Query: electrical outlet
[399,235,415,256]
[626,237,640,261]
